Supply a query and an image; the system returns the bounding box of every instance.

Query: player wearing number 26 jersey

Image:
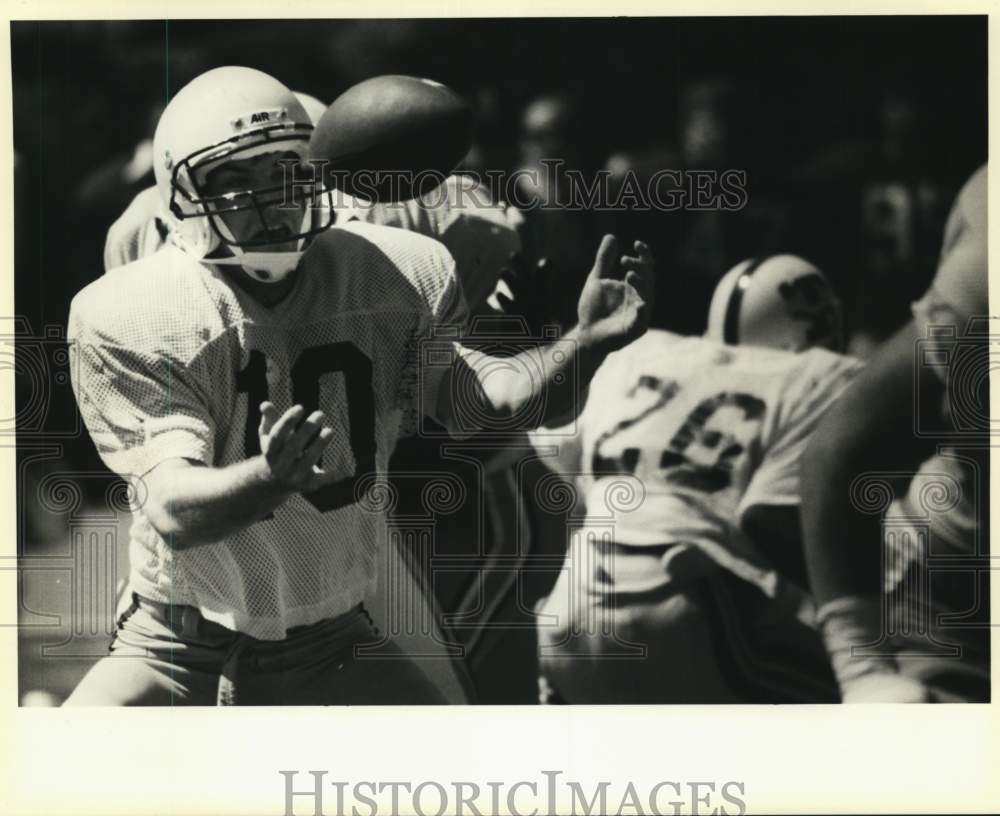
[534,329,862,703]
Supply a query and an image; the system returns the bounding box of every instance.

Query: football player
[100,80,528,704]
[801,164,989,703]
[531,255,861,703]
[64,66,653,705]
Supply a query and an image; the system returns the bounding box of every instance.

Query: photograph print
[10,15,990,708]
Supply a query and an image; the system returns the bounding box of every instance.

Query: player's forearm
[470,325,612,429]
[800,322,939,606]
[803,416,939,703]
[144,457,293,549]
[800,424,885,605]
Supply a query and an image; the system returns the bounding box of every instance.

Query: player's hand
[258,402,335,493]
[576,235,654,353]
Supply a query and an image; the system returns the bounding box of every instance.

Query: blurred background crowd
[12,17,987,702]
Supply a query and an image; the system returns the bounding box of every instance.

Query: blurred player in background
[603,80,791,337]
[531,255,861,703]
[511,93,603,333]
[65,66,653,705]
[801,164,989,703]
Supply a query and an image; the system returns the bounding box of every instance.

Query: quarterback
[64,67,652,705]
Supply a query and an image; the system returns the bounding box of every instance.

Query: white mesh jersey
[69,221,466,640]
[535,330,862,587]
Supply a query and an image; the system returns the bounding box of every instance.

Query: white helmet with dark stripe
[706,254,843,352]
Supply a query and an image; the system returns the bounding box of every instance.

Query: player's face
[200,150,306,253]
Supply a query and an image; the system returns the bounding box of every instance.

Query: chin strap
[170,228,305,283]
[206,247,305,282]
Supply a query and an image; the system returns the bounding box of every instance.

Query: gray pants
[64,592,448,706]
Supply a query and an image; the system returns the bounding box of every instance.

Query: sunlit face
[199,150,305,253]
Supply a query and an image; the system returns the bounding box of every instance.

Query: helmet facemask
[166,123,333,282]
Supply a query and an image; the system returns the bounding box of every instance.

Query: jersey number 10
[236,342,376,513]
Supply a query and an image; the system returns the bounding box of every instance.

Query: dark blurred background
[14,17,987,331]
[11,17,987,701]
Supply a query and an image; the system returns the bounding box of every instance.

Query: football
[308,75,473,202]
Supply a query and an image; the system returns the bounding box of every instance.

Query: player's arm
[802,165,986,702]
[68,299,339,550]
[801,321,941,601]
[802,180,988,598]
[800,320,943,701]
[436,235,654,431]
[142,403,335,549]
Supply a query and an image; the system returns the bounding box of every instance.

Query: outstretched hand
[575,235,654,352]
[258,402,336,493]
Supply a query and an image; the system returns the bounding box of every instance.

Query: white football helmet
[153,66,332,282]
[706,254,843,352]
